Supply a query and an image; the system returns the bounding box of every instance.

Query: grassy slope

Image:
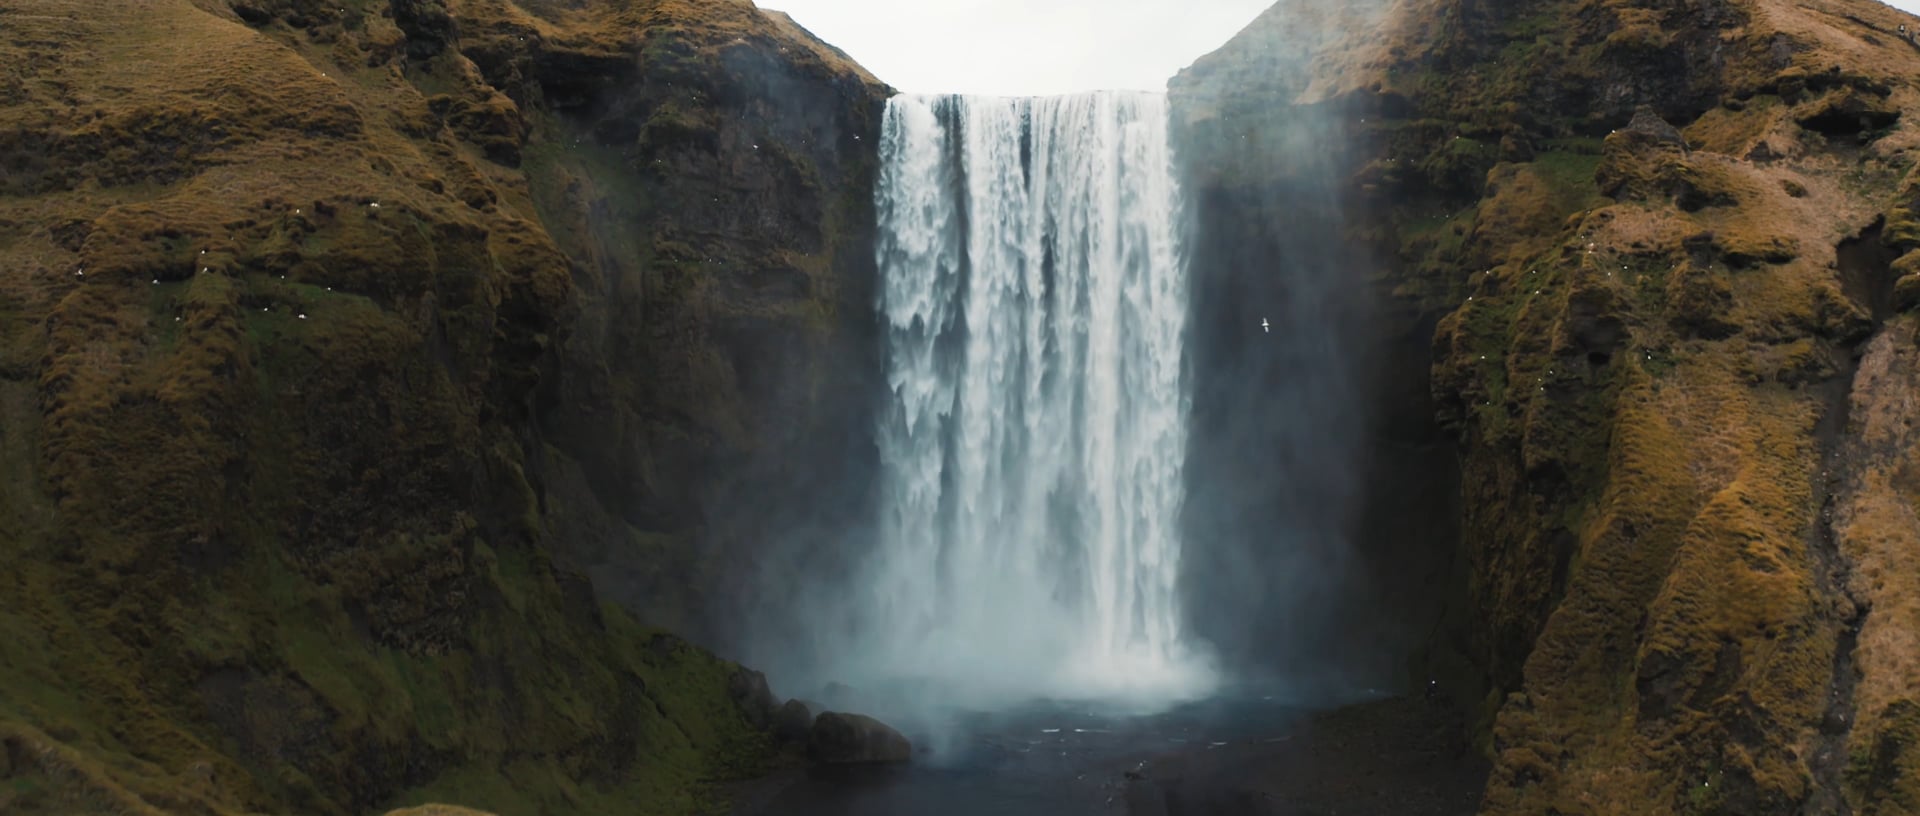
[1175,0,1920,812]
[0,0,873,813]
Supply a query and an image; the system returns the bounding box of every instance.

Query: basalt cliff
[1173,0,1920,812]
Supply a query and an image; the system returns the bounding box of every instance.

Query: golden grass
[1834,319,1920,802]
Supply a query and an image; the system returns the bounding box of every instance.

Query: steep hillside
[0,0,883,813]
[1173,0,1920,812]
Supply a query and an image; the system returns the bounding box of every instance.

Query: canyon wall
[1171,0,1920,811]
[1170,0,1468,703]
[0,0,883,812]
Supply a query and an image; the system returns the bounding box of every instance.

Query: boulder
[807,712,912,764]
[727,669,780,730]
[1624,105,1689,152]
[775,699,814,745]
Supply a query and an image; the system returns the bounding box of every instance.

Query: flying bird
[1261,318,1270,333]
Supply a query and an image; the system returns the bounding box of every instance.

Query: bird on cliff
[1260,318,1270,333]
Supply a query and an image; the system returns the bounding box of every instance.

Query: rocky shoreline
[729,670,915,766]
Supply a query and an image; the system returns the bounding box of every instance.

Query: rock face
[1172,0,1920,812]
[774,699,815,745]
[1169,0,1465,699]
[807,712,912,764]
[0,0,883,813]
[476,1,890,641]
[729,668,781,730]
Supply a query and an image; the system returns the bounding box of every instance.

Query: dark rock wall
[450,1,888,645]
[1169,0,1471,699]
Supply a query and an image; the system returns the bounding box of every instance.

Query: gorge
[3,0,1920,814]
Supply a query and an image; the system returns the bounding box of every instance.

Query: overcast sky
[765,0,1276,96]
[768,0,1920,97]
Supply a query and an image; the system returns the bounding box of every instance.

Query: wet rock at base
[775,699,815,745]
[729,669,780,730]
[808,712,912,764]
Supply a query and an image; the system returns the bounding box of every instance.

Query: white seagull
[1261,318,1270,333]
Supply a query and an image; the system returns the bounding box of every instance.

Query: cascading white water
[851,92,1214,706]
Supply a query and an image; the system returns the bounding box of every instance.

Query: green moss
[0,572,96,726]
[1682,767,1728,814]
[1530,151,1604,212]
[377,600,768,816]
[1541,137,1605,154]
[1422,136,1501,192]
[1628,254,1675,316]
[1639,345,1679,379]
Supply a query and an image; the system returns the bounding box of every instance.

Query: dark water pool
[739,691,1325,816]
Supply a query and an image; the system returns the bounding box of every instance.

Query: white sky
[763,0,1276,96]
[765,0,1920,97]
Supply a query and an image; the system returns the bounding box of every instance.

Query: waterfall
[851,92,1213,705]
